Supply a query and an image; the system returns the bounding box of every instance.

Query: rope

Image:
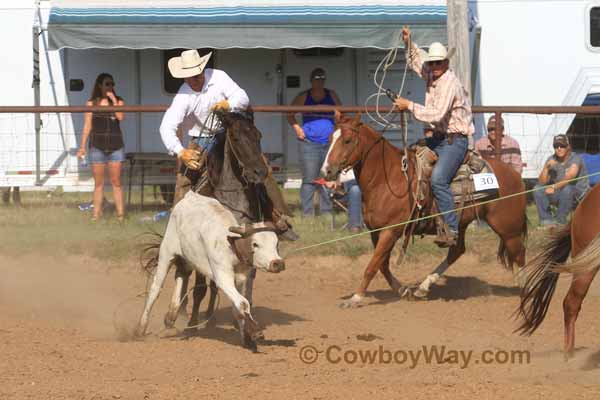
[285,171,600,255]
[364,29,410,130]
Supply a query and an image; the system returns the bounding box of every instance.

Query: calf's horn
[228,225,247,236]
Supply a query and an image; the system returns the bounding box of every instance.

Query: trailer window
[162,49,214,94]
[591,7,600,47]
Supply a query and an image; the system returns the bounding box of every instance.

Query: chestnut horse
[322,112,528,308]
[517,184,600,359]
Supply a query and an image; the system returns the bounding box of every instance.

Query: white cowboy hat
[425,42,456,62]
[168,50,212,79]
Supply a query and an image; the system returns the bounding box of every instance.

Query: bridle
[334,122,384,173]
[335,121,417,205]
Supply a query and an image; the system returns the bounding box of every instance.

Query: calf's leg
[136,251,173,337]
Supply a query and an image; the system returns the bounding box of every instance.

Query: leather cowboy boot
[433,218,458,248]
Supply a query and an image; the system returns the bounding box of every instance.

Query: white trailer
[470,0,600,180]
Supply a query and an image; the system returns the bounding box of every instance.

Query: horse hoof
[205,317,217,329]
[410,288,429,300]
[183,327,198,337]
[398,286,411,298]
[133,326,147,340]
[163,311,178,329]
[339,295,362,309]
[243,337,258,353]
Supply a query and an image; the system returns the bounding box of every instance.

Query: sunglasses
[553,144,567,149]
[104,82,114,87]
[312,75,326,80]
[487,128,496,132]
[428,60,445,66]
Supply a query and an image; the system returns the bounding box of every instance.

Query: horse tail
[139,230,163,276]
[497,240,509,269]
[497,215,529,269]
[515,222,572,335]
[553,233,600,275]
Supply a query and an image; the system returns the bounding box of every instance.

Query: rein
[209,120,265,222]
[337,121,420,260]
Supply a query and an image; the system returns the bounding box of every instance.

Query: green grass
[0,189,550,265]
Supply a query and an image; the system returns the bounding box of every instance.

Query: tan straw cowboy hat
[425,42,456,62]
[168,50,212,78]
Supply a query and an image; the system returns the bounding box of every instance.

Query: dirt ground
[1,246,600,400]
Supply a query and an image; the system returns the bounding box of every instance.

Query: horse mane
[213,109,255,127]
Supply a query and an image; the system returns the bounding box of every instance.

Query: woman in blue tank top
[287,68,342,216]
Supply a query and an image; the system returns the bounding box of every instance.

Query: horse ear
[353,111,362,125]
[334,109,342,124]
[245,105,255,122]
[214,109,229,126]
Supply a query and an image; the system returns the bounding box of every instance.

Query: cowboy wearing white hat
[159,49,250,204]
[393,26,475,248]
[159,49,298,241]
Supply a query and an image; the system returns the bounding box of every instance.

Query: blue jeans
[195,133,223,153]
[300,140,332,216]
[343,179,363,228]
[533,184,581,225]
[426,134,468,232]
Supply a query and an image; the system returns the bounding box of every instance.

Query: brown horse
[322,112,528,307]
[516,184,600,359]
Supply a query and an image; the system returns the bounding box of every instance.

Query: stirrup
[434,230,457,248]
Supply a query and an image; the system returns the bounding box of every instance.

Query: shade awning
[48,0,447,50]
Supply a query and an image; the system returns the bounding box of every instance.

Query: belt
[433,131,465,145]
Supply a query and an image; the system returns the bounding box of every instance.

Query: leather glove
[211,100,230,112]
[178,148,202,170]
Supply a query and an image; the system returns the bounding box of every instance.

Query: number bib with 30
[473,173,499,191]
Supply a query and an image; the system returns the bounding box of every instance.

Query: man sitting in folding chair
[319,169,363,233]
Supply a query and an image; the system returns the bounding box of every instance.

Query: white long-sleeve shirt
[159,68,250,155]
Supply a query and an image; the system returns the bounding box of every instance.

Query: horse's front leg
[340,229,399,308]
[186,271,208,331]
[243,268,257,307]
[412,225,467,299]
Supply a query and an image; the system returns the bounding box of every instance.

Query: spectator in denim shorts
[77,73,126,222]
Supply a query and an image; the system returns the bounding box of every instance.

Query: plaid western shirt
[406,42,475,136]
[475,134,523,174]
